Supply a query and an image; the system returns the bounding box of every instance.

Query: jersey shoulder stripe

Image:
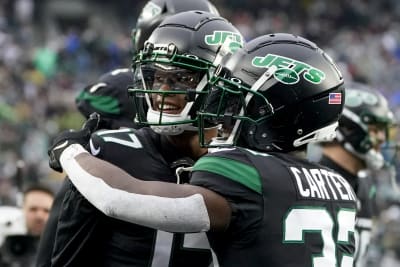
[193,155,262,194]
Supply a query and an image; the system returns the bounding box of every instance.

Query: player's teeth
[159,104,178,110]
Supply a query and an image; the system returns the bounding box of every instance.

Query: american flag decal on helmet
[328,93,342,104]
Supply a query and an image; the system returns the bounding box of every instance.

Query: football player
[42,8,243,267]
[36,68,139,267]
[36,0,223,266]
[317,83,395,267]
[49,33,357,266]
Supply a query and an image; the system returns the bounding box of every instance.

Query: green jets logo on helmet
[205,31,243,52]
[252,54,326,84]
[273,69,299,85]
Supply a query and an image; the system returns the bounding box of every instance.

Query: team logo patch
[328,93,342,104]
[274,68,299,84]
[205,31,243,52]
[251,54,326,84]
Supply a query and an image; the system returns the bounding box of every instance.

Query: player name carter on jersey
[289,167,356,201]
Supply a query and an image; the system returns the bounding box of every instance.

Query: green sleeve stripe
[193,156,262,194]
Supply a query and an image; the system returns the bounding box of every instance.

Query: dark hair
[23,185,54,200]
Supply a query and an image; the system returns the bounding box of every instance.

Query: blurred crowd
[0,0,135,203]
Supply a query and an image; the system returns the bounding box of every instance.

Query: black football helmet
[198,33,345,152]
[75,68,137,128]
[130,11,244,135]
[337,82,395,170]
[132,0,219,54]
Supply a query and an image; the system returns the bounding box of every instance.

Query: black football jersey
[50,127,213,267]
[319,155,374,266]
[191,147,357,267]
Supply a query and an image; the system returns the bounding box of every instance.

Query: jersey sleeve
[190,149,263,239]
[88,128,146,167]
[60,144,211,233]
[88,130,109,159]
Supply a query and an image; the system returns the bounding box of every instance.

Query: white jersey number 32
[284,207,356,267]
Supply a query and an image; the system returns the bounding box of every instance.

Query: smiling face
[130,61,208,135]
[150,65,201,114]
[131,60,209,134]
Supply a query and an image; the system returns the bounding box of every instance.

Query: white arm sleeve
[60,144,210,233]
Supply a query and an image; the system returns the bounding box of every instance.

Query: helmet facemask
[130,10,244,136]
[198,66,276,148]
[130,43,215,135]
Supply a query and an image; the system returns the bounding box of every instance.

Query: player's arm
[58,144,231,233]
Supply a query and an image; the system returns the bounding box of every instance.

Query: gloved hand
[48,112,100,172]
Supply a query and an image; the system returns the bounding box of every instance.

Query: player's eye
[176,73,197,85]
[154,75,163,82]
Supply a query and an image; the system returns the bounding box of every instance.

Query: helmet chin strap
[150,124,192,135]
[147,107,194,135]
[151,123,219,136]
